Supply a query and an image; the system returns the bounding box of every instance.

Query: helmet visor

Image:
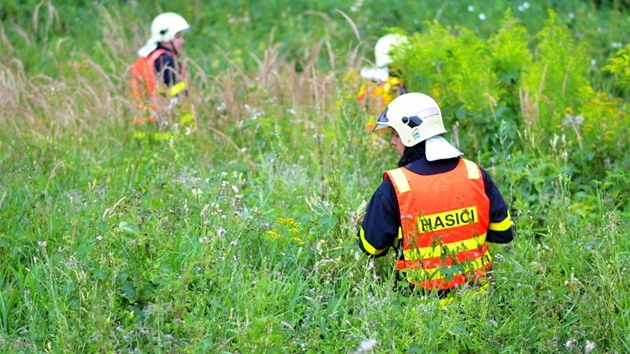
[373,107,390,131]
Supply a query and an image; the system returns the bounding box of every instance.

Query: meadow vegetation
[0,0,628,352]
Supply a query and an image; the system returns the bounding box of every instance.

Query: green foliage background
[0,0,629,352]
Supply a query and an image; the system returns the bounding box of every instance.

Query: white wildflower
[201,204,210,218]
[364,259,375,270]
[66,255,77,268]
[585,340,596,353]
[562,114,584,127]
[355,339,377,353]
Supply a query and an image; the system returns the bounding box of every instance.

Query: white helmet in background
[374,93,463,160]
[138,12,190,57]
[374,33,408,67]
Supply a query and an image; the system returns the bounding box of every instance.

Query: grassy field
[1,1,629,352]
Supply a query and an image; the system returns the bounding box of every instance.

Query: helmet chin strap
[164,40,179,56]
[170,41,179,56]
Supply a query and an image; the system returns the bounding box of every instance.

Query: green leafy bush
[521,10,591,135]
[603,42,630,92]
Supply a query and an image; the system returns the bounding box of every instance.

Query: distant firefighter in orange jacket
[358,93,514,297]
[130,12,193,128]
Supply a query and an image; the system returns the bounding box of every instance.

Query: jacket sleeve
[357,178,400,257]
[480,168,514,244]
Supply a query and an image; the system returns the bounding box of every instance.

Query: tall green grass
[0,1,629,352]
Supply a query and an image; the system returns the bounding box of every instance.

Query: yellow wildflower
[277,217,298,227]
[266,230,280,239]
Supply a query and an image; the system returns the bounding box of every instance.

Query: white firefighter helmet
[374,93,463,160]
[374,33,408,67]
[138,12,190,57]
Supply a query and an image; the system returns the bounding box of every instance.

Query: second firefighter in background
[358,34,408,131]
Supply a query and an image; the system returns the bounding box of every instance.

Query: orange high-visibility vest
[384,159,492,290]
[358,76,404,106]
[130,49,187,124]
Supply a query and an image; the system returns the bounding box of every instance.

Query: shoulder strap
[462,159,481,180]
[385,168,411,194]
[146,48,169,65]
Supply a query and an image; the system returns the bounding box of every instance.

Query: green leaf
[118,221,139,235]
[120,281,137,301]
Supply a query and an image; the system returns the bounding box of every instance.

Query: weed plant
[0,1,629,352]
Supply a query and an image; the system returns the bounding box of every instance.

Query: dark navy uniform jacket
[154,44,182,88]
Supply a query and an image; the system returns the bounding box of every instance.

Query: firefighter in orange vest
[131,12,193,135]
[358,93,514,297]
[358,34,408,131]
